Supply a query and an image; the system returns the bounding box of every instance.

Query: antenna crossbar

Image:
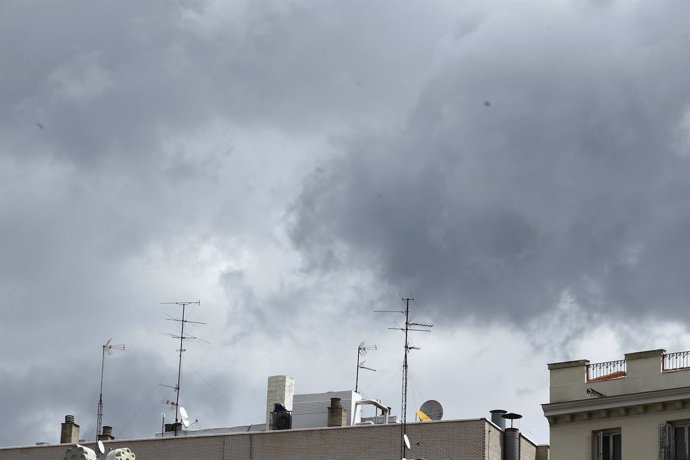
[166,318,207,325]
[388,327,432,332]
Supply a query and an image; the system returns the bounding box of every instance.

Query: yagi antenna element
[355,341,377,393]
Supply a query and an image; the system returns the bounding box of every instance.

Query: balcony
[663,350,690,372]
[547,348,690,404]
[586,359,626,382]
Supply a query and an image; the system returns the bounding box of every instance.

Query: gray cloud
[2,0,689,449]
[289,1,690,323]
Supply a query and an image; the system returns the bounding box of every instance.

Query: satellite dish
[180,406,190,428]
[419,400,443,421]
[105,448,135,460]
[404,433,411,450]
[97,440,105,454]
[416,409,431,422]
[68,444,97,460]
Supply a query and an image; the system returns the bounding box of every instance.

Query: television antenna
[376,296,432,460]
[355,341,377,393]
[97,338,125,440]
[160,300,204,436]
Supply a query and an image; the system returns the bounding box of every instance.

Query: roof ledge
[625,349,665,360]
[548,359,589,370]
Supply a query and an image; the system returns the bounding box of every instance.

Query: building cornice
[542,385,690,425]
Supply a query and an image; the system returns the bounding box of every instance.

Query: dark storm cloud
[289,1,690,323]
[1,0,450,169]
[1,0,468,446]
[2,0,687,448]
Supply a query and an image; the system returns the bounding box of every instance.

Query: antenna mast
[376,297,432,460]
[355,342,377,393]
[97,339,125,440]
[161,300,203,436]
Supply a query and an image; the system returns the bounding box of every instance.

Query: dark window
[659,422,690,459]
[595,431,621,460]
[672,425,690,460]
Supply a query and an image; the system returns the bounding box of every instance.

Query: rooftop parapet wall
[0,418,546,460]
[547,349,690,403]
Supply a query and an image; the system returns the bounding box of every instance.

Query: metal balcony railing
[586,359,627,382]
[663,351,690,372]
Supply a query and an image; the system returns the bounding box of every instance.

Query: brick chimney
[60,415,80,444]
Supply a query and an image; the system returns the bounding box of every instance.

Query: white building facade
[543,348,690,460]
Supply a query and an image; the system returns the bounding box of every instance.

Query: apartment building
[543,348,690,460]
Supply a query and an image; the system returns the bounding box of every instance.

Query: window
[594,430,621,460]
[660,422,690,460]
[674,426,689,460]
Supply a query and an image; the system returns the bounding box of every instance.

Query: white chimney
[266,375,295,430]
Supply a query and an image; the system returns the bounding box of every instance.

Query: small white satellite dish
[180,406,190,428]
[97,440,105,454]
[404,433,411,450]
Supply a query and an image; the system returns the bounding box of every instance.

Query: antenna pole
[161,300,202,436]
[96,339,125,440]
[97,344,106,440]
[175,302,186,426]
[401,298,411,460]
[354,342,377,394]
[355,346,361,393]
[377,297,432,459]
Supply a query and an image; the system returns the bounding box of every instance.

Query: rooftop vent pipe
[354,399,390,424]
[490,409,507,430]
[504,428,520,460]
[501,412,522,460]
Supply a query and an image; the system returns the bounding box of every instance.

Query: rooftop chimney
[328,397,348,427]
[266,375,295,430]
[501,412,522,460]
[490,409,507,430]
[97,425,115,441]
[60,415,80,444]
[504,428,520,460]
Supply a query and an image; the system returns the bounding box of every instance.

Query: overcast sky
[2,0,690,448]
